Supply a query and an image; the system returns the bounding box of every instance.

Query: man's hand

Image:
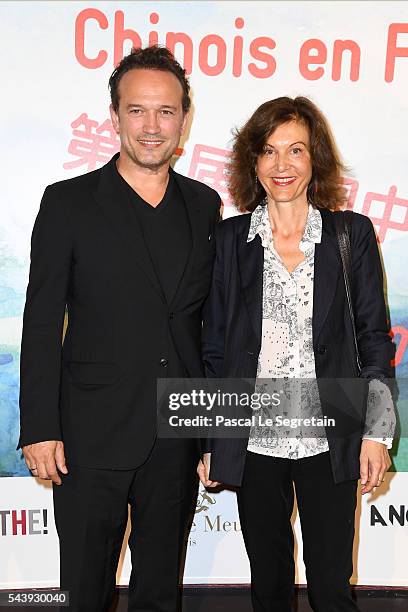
[22,441,68,485]
[197,452,220,488]
[360,439,391,495]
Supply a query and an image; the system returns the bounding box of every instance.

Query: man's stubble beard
[124,140,178,172]
[133,153,174,171]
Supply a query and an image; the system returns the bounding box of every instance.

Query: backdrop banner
[1,0,407,587]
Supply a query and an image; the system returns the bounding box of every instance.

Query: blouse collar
[247,201,322,253]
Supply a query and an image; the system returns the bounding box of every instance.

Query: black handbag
[334,211,362,375]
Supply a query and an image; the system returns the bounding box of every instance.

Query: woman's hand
[360,440,391,494]
[197,452,220,488]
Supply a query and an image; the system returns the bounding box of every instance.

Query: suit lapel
[313,209,341,341]
[238,218,263,347]
[167,168,199,307]
[93,154,166,303]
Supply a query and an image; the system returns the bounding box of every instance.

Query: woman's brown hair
[228,96,347,212]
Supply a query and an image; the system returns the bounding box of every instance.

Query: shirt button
[160,358,168,367]
[169,312,174,320]
[317,345,327,355]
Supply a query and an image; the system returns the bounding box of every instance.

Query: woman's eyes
[263,147,304,156]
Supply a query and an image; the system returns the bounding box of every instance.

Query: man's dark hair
[109,45,191,114]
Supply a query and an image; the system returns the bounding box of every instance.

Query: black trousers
[53,438,199,612]
[237,451,359,612]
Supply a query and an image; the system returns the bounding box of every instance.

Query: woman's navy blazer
[202,208,395,486]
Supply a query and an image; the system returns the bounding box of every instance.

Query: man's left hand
[360,439,391,495]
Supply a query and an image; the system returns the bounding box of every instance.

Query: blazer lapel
[93,155,166,303]
[238,219,264,347]
[313,209,341,342]
[237,208,340,350]
[167,169,198,307]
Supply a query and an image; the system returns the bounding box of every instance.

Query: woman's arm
[351,213,395,377]
[351,213,396,493]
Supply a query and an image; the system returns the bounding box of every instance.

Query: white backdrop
[1,0,408,588]
[2,472,408,587]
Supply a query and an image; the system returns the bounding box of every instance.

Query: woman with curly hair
[198,96,395,611]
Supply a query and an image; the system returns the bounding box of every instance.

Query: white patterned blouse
[246,203,395,459]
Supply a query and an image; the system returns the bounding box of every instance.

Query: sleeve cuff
[362,436,393,450]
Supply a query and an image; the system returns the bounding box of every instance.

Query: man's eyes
[129,109,174,115]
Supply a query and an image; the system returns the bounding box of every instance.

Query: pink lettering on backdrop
[199,35,227,76]
[385,23,408,82]
[64,114,120,172]
[390,327,408,367]
[75,8,108,69]
[299,39,327,80]
[362,186,408,243]
[74,9,277,75]
[74,8,407,84]
[188,144,232,207]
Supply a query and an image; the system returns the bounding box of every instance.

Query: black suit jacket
[202,208,395,486]
[19,154,221,469]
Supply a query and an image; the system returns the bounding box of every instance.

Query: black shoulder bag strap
[334,210,362,375]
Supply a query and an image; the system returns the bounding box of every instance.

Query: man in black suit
[18,46,220,611]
